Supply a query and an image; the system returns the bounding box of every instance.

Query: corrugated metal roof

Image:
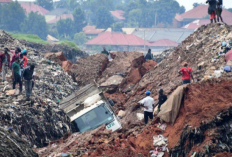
[20,3,49,15]
[47,14,73,24]
[110,10,125,20]
[149,39,178,47]
[86,32,178,47]
[133,28,194,43]
[0,0,12,3]
[86,32,145,46]
[83,26,105,35]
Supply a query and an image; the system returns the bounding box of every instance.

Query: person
[101,47,109,56]
[21,49,28,68]
[156,89,167,113]
[12,57,22,93]
[216,0,223,22]
[0,48,11,82]
[139,91,155,124]
[23,64,35,100]
[10,47,21,67]
[145,49,153,61]
[178,62,194,85]
[206,0,217,23]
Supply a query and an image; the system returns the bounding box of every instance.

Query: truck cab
[59,83,122,133]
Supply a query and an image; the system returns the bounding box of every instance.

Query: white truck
[59,83,122,133]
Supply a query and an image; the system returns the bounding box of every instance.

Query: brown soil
[214,152,232,157]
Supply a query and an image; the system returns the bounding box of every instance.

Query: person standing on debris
[0,48,11,82]
[12,56,22,93]
[156,89,167,113]
[216,0,223,22]
[145,49,153,61]
[206,0,217,23]
[101,47,109,56]
[10,47,21,67]
[139,91,155,124]
[21,50,28,68]
[178,62,194,85]
[23,64,35,100]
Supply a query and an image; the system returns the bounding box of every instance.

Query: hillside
[35,23,232,157]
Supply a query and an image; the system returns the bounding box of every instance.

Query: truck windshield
[72,104,114,133]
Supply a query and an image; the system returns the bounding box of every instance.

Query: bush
[10,33,48,45]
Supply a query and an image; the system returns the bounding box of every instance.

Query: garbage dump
[0,37,81,149]
[36,23,232,157]
[0,127,38,157]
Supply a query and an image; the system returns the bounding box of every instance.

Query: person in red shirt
[178,62,194,85]
[10,47,21,67]
[21,50,28,68]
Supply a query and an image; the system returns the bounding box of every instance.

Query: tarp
[157,85,186,124]
[225,50,232,62]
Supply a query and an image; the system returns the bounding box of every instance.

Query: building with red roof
[110,10,125,21]
[20,3,49,15]
[174,5,232,28]
[47,14,73,24]
[85,32,178,52]
[0,0,12,3]
[83,26,105,38]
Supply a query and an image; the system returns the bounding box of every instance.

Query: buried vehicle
[59,83,122,133]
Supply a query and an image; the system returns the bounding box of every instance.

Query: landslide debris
[0,128,38,157]
[36,23,232,157]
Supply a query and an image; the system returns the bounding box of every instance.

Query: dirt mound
[69,54,109,86]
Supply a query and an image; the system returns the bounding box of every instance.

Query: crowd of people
[0,47,35,101]
[206,0,224,23]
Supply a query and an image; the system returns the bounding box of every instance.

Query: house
[174,5,232,28]
[85,32,178,52]
[110,10,125,21]
[182,19,209,29]
[83,26,105,38]
[0,0,12,4]
[47,35,59,43]
[20,3,49,15]
[133,28,194,44]
[46,14,73,24]
[45,8,72,24]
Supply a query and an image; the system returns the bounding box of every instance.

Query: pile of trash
[0,127,38,157]
[0,48,80,148]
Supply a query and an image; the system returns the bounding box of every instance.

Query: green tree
[1,1,26,32]
[73,8,86,33]
[128,9,142,27]
[193,3,200,8]
[57,18,74,38]
[36,0,53,11]
[74,32,87,46]
[21,12,48,39]
[179,6,186,14]
[95,6,114,29]
[112,22,123,32]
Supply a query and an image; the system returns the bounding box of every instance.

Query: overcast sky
[176,0,232,11]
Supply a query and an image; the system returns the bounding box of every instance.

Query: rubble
[0,36,79,148]
[36,24,232,157]
[0,127,38,157]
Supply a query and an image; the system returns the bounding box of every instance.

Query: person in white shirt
[139,91,155,124]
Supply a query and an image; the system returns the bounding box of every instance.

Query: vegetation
[10,33,48,45]
[36,0,53,10]
[58,41,80,50]
[21,12,48,40]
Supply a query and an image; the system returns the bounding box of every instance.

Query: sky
[176,0,232,11]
